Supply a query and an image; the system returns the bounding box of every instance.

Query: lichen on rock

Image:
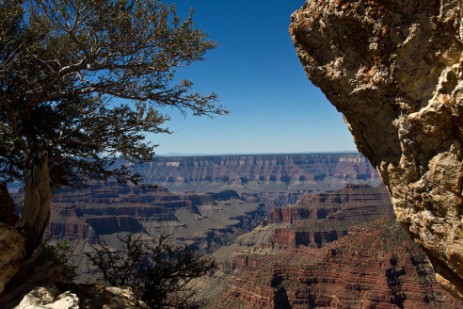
[290,0,463,299]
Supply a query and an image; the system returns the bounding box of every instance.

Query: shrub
[87,234,216,308]
[41,240,78,283]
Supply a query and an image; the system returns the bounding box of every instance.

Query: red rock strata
[41,182,205,239]
[263,184,393,249]
[211,219,463,308]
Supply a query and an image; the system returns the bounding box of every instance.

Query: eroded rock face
[290,0,463,298]
[0,222,25,293]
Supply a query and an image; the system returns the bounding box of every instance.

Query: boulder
[13,284,148,309]
[0,222,26,293]
[14,284,78,309]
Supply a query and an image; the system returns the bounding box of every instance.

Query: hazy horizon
[154,150,361,157]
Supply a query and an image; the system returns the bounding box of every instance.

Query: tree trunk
[16,151,52,257]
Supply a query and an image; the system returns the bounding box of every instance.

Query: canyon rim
[290,0,463,299]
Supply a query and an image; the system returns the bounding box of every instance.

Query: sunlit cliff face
[290,0,463,299]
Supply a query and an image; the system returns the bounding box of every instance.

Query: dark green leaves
[87,233,216,308]
[0,0,227,186]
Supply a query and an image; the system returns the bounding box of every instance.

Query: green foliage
[40,240,78,283]
[87,234,217,309]
[0,0,226,258]
[0,0,226,186]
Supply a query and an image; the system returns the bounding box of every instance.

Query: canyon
[37,153,381,281]
[2,0,462,306]
[47,182,265,251]
[41,153,380,245]
[5,153,462,307]
[215,184,393,255]
[35,182,265,281]
[198,181,463,308]
[290,0,463,298]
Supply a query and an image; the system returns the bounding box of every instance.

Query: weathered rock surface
[14,284,78,309]
[0,223,26,293]
[290,0,463,299]
[13,284,147,309]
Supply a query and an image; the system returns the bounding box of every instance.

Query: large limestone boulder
[14,284,79,309]
[0,222,26,293]
[290,0,463,299]
[13,284,148,309]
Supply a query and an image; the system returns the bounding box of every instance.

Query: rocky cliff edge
[290,0,463,299]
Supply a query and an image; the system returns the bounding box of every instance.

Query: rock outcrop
[290,0,463,299]
[0,223,25,294]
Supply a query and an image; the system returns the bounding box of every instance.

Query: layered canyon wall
[210,219,463,309]
[263,184,393,249]
[42,182,265,252]
[290,0,463,298]
[133,153,378,188]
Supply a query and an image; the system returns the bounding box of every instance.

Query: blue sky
[152,0,357,155]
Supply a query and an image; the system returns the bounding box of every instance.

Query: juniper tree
[0,0,226,256]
